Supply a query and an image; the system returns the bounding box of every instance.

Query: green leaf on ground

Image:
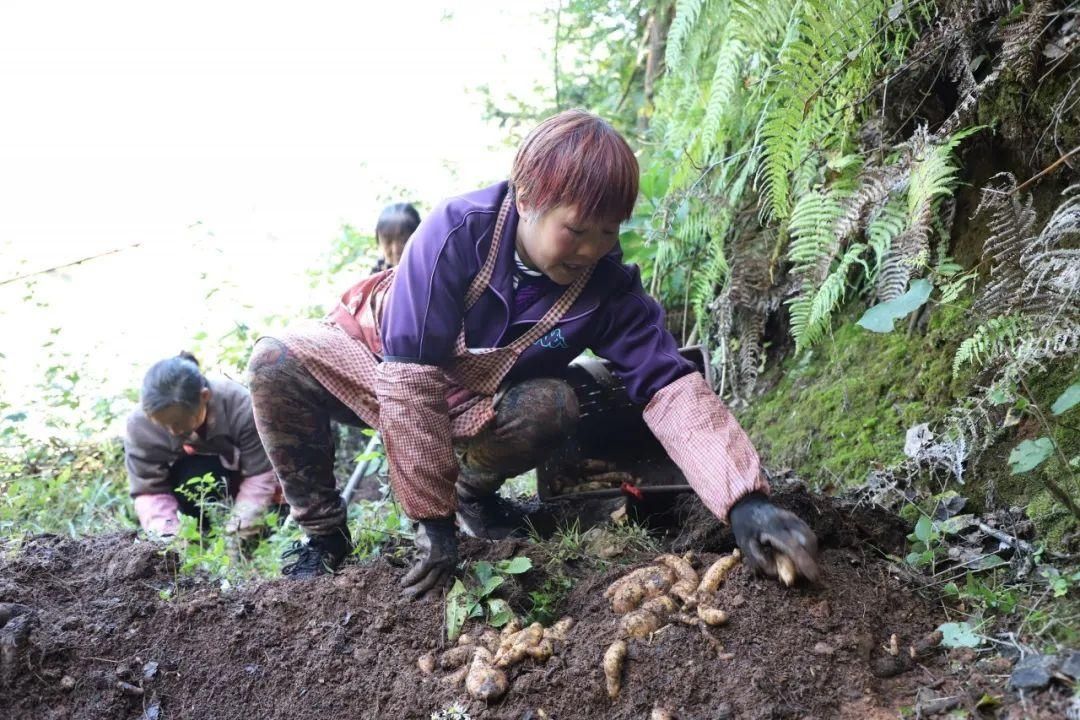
[856,279,932,333]
[446,579,469,642]
[1008,438,1054,474]
[913,515,934,543]
[487,599,513,627]
[938,621,982,648]
[1051,382,1079,415]
[498,557,533,575]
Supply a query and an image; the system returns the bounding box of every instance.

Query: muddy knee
[497,378,579,448]
[460,379,579,482]
[247,338,293,389]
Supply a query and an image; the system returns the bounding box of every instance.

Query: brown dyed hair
[510,109,639,224]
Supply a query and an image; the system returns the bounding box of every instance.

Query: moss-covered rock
[738,302,970,488]
[737,300,1079,548]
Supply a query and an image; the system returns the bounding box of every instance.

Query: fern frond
[972,172,1037,316]
[665,0,708,72]
[953,315,1027,376]
[699,37,749,156]
[999,0,1052,85]
[876,128,963,300]
[790,242,869,352]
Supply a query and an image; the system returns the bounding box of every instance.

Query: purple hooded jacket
[379,181,696,401]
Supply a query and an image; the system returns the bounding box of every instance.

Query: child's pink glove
[133,494,181,538]
[225,471,281,539]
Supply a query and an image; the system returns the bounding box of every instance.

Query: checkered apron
[281,192,593,440]
[442,193,594,435]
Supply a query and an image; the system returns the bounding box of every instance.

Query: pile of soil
[0,490,1071,719]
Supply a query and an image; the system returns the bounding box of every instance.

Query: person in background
[248,110,820,594]
[370,202,421,273]
[124,352,281,538]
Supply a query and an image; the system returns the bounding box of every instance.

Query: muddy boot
[456,470,529,540]
[456,493,529,540]
[280,525,352,578]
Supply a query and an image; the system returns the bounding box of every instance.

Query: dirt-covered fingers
[401,559,455,599]
[761,526,821,584]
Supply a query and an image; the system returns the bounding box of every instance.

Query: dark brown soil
[0,490,1071,720]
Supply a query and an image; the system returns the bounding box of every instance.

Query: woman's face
[514,202,620,286]
[149,388,211,437]
[378,236,406,268]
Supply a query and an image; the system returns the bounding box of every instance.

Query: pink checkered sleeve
[643,372,770,522]
[375,361,459,520]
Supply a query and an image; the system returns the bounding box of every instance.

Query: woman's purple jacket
[379,181,695,404]
[372,182,768,522]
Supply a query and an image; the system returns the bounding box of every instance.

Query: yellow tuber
[526,638,554,663]
[417,652,436,675]
[441,663,470,687]
[466,647,509,701]
[609,566,676,614]
[495,622,544,668]
[479,629,501,654]
[544,616,576,642]
[605,566,675,600]
[775,554,797,587]
[651,709,678,720]
[697,550,741,596]
[656,554,700,606]
[620,609,664,639]
[640,595,678,618]
[603,640,628,699]
[655,554,698,585]
[440,645,476,670]
[696,605,728,626]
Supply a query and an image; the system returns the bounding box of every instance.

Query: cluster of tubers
[603,550,741,700]
[418,617,575,702]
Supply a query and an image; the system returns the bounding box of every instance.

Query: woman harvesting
[249,110,820,594]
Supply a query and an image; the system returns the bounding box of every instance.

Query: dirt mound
[0,493,1071,719]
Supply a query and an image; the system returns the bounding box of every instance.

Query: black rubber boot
[281,524,353,578]
[456,493,529,540]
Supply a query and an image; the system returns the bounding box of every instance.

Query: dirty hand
[224,502,267,540]
[728,492,821,583]
[401,517,458,600]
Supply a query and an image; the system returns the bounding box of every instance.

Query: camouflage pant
[247,337,579,534]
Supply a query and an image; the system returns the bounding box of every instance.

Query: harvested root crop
[697,550,740,596]
[651,708,678,720]
[603,640,627,699]
[639,595,678,619]
[656,554,699,605]
[696,606,728,626]
[495,622,544,668]
[608,566,676,614]
[619,609,664,639]
[440,644,476,670]
[417,652,436,675]
[526,638,554,663]
[441,663,470,687]
[465,647,509,701]
[775,554,797,587]
[543,616,575,642]
[479,629,501,653]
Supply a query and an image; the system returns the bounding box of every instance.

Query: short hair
[510,109,639,224]
[375,203,421,244]
[141,351,207,415]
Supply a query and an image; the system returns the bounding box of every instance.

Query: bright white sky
[0,0,553,435]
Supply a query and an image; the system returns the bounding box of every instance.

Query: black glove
[401,516,459,600]
[729,492,821,583]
